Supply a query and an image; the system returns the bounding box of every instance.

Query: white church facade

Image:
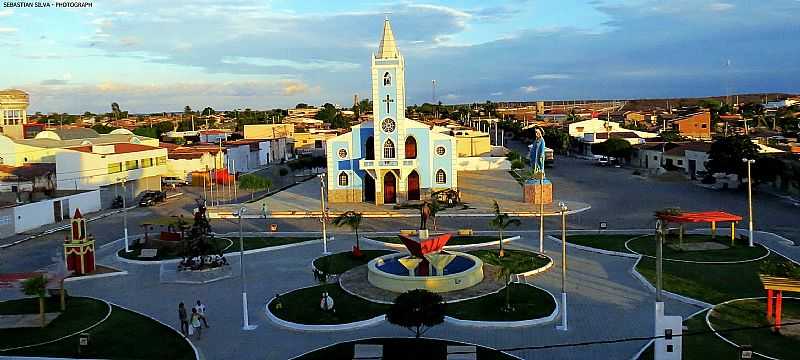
[327,19,459,205]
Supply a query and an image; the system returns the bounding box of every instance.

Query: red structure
[760,275,800,332]
[64,209,96,275]
[398,233,453,276]
[656,211,743,241]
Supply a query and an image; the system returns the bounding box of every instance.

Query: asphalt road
[1,145,797,274]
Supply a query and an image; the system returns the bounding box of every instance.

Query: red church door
[407,171,420,201]
[384,172,397,204]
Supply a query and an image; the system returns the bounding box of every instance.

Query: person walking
[194,300,209,328]
[178,302,189,336]
[190,308,202,339]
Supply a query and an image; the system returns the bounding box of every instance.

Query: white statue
[320,292,335,311]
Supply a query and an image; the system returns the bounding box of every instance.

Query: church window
[435,146,446,156]
[404,136,417,159]
[383,72,391,86]
[338,172,349,186]
[338,148,348,159]
[383,139,396,159]
[381,117,395,133]
[436,169,446,184]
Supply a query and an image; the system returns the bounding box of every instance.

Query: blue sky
[1,0,798,113]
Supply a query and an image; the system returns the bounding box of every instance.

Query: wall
[0,207,14,236]
[243,124,295,140]
[685,150,709,174]
[454,157,511,171]
[9,189,101,236]
[455,133,491,157]
[56,148,167,190]
[674,112,711,139]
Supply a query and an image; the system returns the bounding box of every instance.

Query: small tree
[484,252,526,312]
[21,275,49,327]
[238,173,272,199]
[490,201,521,257]
[426,198,445,231]
[592,138,632,160]
[707,135,759,182]
[332,211,363,255]
[386,289,445,338]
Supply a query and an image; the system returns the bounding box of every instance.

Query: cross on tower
[383,94,394,114]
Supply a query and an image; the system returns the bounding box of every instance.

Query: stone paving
[48,232,705,360]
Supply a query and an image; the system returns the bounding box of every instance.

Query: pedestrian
[195,300,209,328]
[261,202,268,218]
[178,302,189,336]
[190,308,202,339]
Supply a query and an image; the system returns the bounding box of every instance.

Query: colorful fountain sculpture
[367,207,485,293]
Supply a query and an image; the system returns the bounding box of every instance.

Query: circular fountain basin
[367,251,484,293]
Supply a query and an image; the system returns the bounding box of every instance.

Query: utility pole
[118,177,131,253]
[743,158,755,247]
[238,207,257,331]
[556,202,568,331]
[319,173,330,254]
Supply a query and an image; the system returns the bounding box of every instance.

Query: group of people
[178,300,210,339]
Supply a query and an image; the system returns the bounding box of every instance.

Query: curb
[64,265,129,283]
[624,236,771,265]
[547,235,639,259]
[705,296,799,360]
[442,283,559,328]
[288,336,523,360]
[264,287,386,332]
[628,257,714,309]
[115,237,328,265]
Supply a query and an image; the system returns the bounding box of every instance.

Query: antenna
[384,11,392,21]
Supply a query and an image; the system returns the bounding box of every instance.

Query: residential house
[670,111,712,139]
[243,124,295,163]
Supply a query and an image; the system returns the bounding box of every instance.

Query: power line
[351,321,800,359]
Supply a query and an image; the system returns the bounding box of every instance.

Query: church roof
[376,19,399,59]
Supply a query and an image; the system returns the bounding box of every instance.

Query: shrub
[279,168,289,176]
[511,159,524,170]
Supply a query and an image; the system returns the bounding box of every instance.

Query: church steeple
[376,18,399,59]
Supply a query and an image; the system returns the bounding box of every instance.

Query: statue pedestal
[523,179,553,205]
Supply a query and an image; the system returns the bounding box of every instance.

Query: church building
[327,19,458,205]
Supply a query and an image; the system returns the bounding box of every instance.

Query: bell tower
[371,18,406,161]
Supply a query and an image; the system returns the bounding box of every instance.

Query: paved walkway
[47,232,703,360]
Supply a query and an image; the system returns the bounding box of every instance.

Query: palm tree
[21,275,49,327]
[490,200,521,257]
[485,252,526,313]
[427,198,445,231]
[332,211,363,255]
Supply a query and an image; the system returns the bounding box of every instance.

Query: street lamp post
[238,207,257,330]
[655,219,664,302]
[742,158,755,247]
[319,174,330,254]
[556,202,568,331]
[118,177,131,253]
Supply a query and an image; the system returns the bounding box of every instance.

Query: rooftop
[0,163,55,180]
[67,143,162,155]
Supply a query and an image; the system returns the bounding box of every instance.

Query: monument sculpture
[524,127,553,204]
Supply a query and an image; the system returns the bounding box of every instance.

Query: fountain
[367,229,485,293]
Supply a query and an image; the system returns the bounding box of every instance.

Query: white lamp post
[117,177,131,253]
[318,174,330,254]
[742,158,755,247]
[238,207,257,330]
[556,202,568,331]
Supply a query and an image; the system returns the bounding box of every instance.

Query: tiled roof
[0,163,55,180]
[67,143,162,154]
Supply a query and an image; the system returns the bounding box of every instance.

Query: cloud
[444,93,459,100]
[0,9,13,17]
[40,79,69,86]
[221,56,359,72]
[0,27,18,34]
[119,36,141,47]
[708,3,735,12]
[490,91,503,96]
[531,74,572,80]
[520,85,540,93]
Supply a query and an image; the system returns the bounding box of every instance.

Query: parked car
[162,176,188,187]
[138,190,167,207]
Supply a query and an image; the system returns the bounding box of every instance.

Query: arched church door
[407,171,420,201]
[383,172,397,204]
[364,173,375,202]
[365,136,374,160]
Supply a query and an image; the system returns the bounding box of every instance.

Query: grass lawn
[1,297,194,360]
[370,235,508,246]
[446,283,556,321]
[313,250,394,274]
[636,254,798,305]
[295,337,519,360]
[708,298,800,359]
[270,283,390,325]
[565,234,639,253]
[637,311,739,360]
[118,236,319,261]
[627,234,768,262]
[468,249,551,274]
[271,283,556,325]
[0,297,108,350]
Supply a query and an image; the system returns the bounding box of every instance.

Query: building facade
[327,19,458,205]
[671,112,711,139]
[0,89,30,140]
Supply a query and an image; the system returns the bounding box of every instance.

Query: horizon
[2,0,799,113]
